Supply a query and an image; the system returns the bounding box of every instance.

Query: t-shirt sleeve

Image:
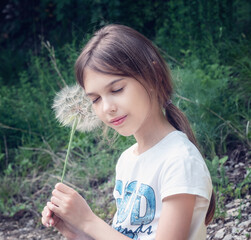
[159,155,212,206]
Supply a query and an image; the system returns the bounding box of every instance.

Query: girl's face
[84,68,155,137]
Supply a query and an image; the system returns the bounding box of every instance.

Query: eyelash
[92,88,123,104]
[92,97,100,104]
[112,87,123,93]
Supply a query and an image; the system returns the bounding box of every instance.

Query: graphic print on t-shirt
[113,180,156,239]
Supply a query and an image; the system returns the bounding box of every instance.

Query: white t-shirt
[112,131,212,240]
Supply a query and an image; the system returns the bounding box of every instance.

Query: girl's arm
[85,194,196,240]
[42,206,94,240]
[155,194,196,240]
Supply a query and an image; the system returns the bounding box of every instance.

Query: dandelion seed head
[52,84,102,132]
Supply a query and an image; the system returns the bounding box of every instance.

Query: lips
[110,115,127,126]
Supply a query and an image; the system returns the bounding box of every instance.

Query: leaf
[219,156,228,165]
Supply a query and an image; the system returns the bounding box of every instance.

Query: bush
[172,51,250,158]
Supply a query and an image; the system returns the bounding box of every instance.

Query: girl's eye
[92,97,100,104]
[112,87,123,93]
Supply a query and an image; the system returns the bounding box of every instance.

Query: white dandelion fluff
[52,84,101,132]
[52,84,102,182]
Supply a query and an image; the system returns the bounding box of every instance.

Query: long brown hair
[75,24,215,225]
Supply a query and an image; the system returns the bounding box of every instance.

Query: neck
[133,109,176,155]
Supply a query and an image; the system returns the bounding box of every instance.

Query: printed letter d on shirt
[115,180,156,225]
[131,183,156,225]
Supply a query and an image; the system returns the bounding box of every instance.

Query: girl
[41,24,215,240]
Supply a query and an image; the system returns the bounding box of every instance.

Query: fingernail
[49,219,53,226]
[46,212,50,217]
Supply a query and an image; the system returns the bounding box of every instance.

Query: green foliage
[172,51,250,157]
[0,174,28,216]
[1,0,250,84]
[206,156,228,187]
[0,39,80,170]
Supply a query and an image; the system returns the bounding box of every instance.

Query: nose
[102,97,117,114]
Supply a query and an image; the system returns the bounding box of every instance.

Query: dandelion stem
[61,118,78,183]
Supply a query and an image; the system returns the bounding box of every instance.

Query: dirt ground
[0,210,64,240]
[0,145,250,240]
[0,195,250,240]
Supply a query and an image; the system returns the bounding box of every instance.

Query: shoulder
[159,131,209,178]
[154,130,202,161]
[158,131,212,201]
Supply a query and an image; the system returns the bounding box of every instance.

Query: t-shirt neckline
[132,130,183,158]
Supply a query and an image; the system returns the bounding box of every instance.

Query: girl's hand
[43,183,130,240]
[41,183,94,240]
[47,183,95,234]
[41,205,88,240]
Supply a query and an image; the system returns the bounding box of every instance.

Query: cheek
[92,106,102,119]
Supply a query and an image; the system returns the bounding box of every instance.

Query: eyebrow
[85,78,124,96]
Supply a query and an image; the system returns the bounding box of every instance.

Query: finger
[42,206,49,218]
[51,196,62,207]
[53,214,60,226]
[45,206,55,219]
[41,217,50,227]
[47,201,61,217]
[49,214,60,227]
[52,188,67,199]
[41,206,54,227]
[41,213,50,228]
[45,206,53,217]
[55,182,74,194]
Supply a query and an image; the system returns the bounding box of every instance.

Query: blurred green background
[0,0,250,221]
